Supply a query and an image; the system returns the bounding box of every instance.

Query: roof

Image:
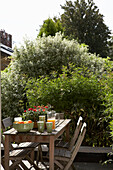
[0,43,13,56]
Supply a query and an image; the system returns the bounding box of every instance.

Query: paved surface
[1,161,113,170]
[74,162,113,170]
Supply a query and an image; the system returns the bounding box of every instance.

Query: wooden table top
[3,119,71,136]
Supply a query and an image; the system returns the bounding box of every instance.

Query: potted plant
[21,105,49,128]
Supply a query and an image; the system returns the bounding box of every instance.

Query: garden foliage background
[1,33,113,146]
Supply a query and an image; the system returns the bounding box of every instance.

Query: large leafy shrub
[105,71,113,146]
[25,65,112,146]
[1,69,26,119]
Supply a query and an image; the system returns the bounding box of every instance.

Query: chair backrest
[65,122,86,170]
[1,117,13,150]
[69,116,83,150]
[2,117,13,131]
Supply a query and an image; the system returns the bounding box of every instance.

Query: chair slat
[9,149,32,159]
[69,116,83,150]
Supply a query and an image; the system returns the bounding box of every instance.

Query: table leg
[65,123,70,142]
[30,150,34,161]
[49,136,54,170]
[4,135,10,170]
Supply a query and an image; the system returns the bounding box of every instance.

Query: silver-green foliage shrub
[1,69,26,119]
[11,33,110,78]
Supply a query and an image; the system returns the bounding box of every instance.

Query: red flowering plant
[37,105,49,115]
[21,105,49,121]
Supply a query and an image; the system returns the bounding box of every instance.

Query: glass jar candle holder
[37,121,44,133]
[46,122,53,133]
[47,111,55,130]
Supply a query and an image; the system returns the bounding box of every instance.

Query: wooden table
[3,119,71,170]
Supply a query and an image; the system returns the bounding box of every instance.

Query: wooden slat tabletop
[3,119,71,136]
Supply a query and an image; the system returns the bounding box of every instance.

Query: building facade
[0,29,12,48]
[0,29,13,70]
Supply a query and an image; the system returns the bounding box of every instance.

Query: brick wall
[0,30,12,48]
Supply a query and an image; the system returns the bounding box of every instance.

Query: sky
[0,0,113,48]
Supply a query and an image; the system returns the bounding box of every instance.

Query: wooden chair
[1,117,40,170]
[44,116,86,170]
[2,117,39,150]
[55,116,83,150]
